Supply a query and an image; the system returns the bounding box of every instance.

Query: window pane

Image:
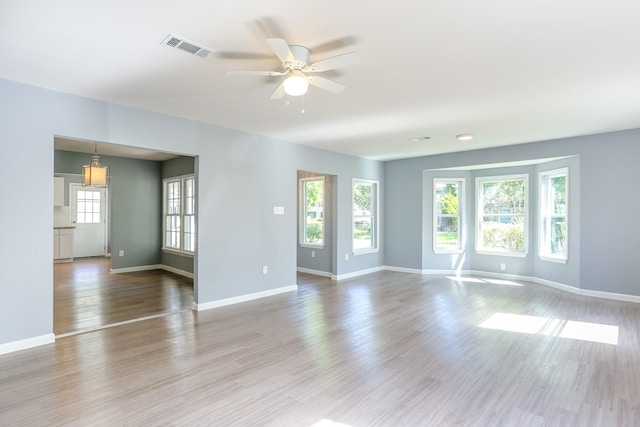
[435,183,459,215]
[184,215,195,252]
[481,216,525,251]
[353,216,372,249]
[163,176,196,253]
[353,184,372,214]
[352,180,377,252]
[302,178,324,245]
[550,217,567,255]
[436,216,459,248]
[540,169,568,260]
[551,175,567,214]
[434,180,462,251]
[481,180,525,215]
[167,181,181,215]
[477,176,527,254]
[76,191,101,224]
[184,178,195,215]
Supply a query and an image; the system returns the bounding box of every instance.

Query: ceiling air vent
[161,34,213,58]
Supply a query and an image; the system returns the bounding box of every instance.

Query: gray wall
[385,131,640,296]
[0,78,383,346]
[161,156,196,273]
[297,171,334,275]
[54,150,163,269]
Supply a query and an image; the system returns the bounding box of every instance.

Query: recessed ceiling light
[410,136,431,142]
[456,133,474,141]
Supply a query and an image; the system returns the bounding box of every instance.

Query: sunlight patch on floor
[447,276,524,287]
[479,312,619,345]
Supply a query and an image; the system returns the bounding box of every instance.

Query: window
[434,179,463,252]
[352,179,379,254]
[300,176,324,247]
[76,190,101,224]
[539,168,568,262]
[476,174,528,256]
[163,175,195,254]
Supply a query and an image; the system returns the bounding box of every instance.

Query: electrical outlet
[119,250,124,257]
[311,250,315,258]
[345,253,349,261]
[262,266,268,275]
[500,263,506,271]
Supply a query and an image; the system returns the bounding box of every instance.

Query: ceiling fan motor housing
[287,45,311,70]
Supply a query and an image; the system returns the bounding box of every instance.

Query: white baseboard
[110,264,163,274]
[471,270,640,304]
[381,265,640,304]
[297,267,332,278]
[195,285,298,311]
[579,288,640,304]
[161,265,194,279]
[332,266,384,281]
[110,264,193,279]
[0,333,55,355]
[383,265,425,275]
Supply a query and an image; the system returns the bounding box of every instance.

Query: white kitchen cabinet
[54,228,74,261]
[54,177,65,206]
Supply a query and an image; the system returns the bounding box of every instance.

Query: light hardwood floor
[2,271,640,426]
[54,257,194,335]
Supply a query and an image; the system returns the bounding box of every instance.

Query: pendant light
[82,143,109,187]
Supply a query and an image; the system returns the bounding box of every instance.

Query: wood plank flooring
[3,271,640,426]
[54,257,194,335]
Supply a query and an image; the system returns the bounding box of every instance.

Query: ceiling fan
[226,38,360,99]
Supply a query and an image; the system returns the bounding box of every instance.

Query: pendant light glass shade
[82,145,109,187]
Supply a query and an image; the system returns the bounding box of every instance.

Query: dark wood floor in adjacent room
[2,270,640,426]
[53,257,194,335]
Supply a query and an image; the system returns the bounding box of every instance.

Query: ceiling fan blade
[226,70,286,76]
[270,80,286,99]
[310,36,358,55]
[306,52,361,73]
[266,38,295,64]
[307,76,346,94]
[216,51,274,60]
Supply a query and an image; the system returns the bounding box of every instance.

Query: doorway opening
[296,170,337,279]
[53,136,197,336]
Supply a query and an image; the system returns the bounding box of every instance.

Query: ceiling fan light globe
[283,75,309,96]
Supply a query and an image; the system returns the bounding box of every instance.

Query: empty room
[1,1,640,425]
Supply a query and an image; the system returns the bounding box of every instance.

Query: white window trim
[352,178,379,256]
[162,174,195,256]
[539,167,568,263]
[299,176,325,249]
[475,174,529,257]
[433,178,465,254]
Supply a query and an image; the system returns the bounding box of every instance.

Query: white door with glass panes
[70,184,107,257]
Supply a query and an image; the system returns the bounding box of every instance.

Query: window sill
[475,249,527,258]
[433,248,464,254]
[539,255,568,264]
[353,248,379,256]
[162,248,194,258]
[300,243,324,249]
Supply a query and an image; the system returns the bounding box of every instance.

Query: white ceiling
[4,0,640,161]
